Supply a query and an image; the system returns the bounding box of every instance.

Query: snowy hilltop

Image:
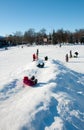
[0,45,84,130]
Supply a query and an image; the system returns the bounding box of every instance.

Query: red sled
[23,76,37,87]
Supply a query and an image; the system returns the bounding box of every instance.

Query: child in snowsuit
[23,76,37,86]
[33,53,36,61]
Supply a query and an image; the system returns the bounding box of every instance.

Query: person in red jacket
[33,53,36,61]
[23,76,37,86]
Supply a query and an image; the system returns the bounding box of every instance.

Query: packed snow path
[0,58,84,130]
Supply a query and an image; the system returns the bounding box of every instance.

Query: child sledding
[23,76,38,87]
[23,48,48,87]
[74,52,79,58]
[36,59,45,68]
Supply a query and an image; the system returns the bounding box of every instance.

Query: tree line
[0,28,84,48]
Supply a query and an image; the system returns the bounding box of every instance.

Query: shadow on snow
[0,79,21,101]
[21,60,84,130]
[51,60,84,130]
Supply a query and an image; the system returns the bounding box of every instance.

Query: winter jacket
[33,54,36,61]
[23,76,35,86]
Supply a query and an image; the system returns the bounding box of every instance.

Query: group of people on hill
[23,47,79,86]
[23,48,49,87]
[23,49,39,87]
[65,50,79,62]
[65,50,72,62]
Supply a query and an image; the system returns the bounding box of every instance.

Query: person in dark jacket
[70,50,72,58]
[36,49,39,60]
[36,49,39,57]
[44,56,48,61]
[66,54,69,62]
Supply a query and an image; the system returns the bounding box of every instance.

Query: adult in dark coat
[66,54,69,62]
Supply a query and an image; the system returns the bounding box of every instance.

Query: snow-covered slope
[0,45,84,130]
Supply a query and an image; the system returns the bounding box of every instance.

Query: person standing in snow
[33,53,36,61]
[70,50,72,58]
[66,54,69,62]
[36,49,39,60]
[59,43,62,47]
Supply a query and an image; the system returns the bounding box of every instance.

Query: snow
[0,44,84,130]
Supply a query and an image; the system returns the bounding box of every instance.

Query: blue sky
[0,0,84,36]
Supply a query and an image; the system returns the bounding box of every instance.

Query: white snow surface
[0,44,84,130]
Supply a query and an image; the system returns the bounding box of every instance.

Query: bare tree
[24,28,35,44]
